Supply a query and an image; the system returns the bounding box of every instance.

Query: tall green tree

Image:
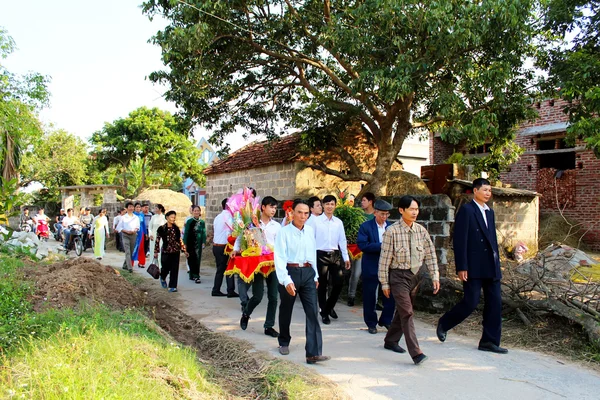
[143,0,538,194]
[90,106,205,196]
[20,128,88,190]
[539,0,600,153]
[0,28,49,182]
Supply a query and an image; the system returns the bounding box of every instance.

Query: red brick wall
[430,99,600,249]
[429,133,458,165]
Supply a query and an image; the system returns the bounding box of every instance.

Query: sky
[0,0,251,151]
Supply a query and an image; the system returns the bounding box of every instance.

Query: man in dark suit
[357,199,396,334]
[437,178,507,354]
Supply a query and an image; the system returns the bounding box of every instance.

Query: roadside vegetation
[0,253,344,399]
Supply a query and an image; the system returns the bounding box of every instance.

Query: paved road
[91,248,600,400]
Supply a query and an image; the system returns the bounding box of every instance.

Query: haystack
[386,170,431,196]
[135,189,194,227]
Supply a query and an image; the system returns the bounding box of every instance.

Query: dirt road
[92,248,600,400]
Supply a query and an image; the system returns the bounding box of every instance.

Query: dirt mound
[387,170,431,195]
[135,189,194,226]
[25,258,145,311]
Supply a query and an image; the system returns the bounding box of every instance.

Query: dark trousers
[160,252,180,289]
[212,245,235,294]
[278,266,323,357]
[439,278,502,346]
[316,250,344,316]
[188,248,202,279]
[243,272,279,329]
[385,269,422,358]
[115,231,123,252]
[363,276,395,329]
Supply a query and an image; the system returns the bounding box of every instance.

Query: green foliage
[459,141,523,183]
[0,177,25,225]
[334,204,367,244]
[90,106,205,196]
[0,255,33,351]
[0,28,50,182]
[538,1,600,154]
[20,128,88,195]
[444,152,464,164]
[142,0,538,193]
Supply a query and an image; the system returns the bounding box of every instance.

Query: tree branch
[305,162,372,182]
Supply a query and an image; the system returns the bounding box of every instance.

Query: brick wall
[205,163,297,240]
[429,133,457,165]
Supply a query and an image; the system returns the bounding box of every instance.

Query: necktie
[409,228,421,275]
[484,209,491,230]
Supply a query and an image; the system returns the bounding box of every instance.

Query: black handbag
[147,258,160,279]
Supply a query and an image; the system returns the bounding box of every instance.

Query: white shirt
[116,213,140,233]
[213,210,233,244]
[113,215,122,232]
[313,213,350,262]
[274,223,318,287]
[377,221,386,243]
[473,200,490,227]
[62,215,79,227]
[305,214,317,231]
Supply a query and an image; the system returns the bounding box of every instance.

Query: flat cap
[374,199,392,211]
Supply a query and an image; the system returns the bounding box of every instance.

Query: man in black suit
[437,178,507,354]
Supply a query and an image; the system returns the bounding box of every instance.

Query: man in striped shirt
[378,195,440,365]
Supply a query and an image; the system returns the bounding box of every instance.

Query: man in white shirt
[116,202,140,273]
[304,196,322,231]
[275,199,329,364]
[237,196,281,337]
[212,198,237,297]
[313,195,351,324]
[61,208,82,251]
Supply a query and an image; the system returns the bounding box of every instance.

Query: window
[538,152,575,170]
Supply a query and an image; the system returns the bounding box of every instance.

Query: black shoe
[279,346,289,355]
[378,322,390,330]
[384,342,406,353]
[306,355,330,364]
[368,327,378,334]
[240,314,249,330]
[227,292,239,298]
[347,297,355,307]
[264,327,279,337]
[478,342,508,354]
[376,303,384,311]
[412,353,428,365]
[329,309,338,319]
[212,291,227,297]
[436,319,447,342]
[322,314,331,325]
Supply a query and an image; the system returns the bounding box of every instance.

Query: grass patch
[1,327,223,399]
[263,359,343,400]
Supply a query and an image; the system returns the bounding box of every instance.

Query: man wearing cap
[378,195,440,365]
[356,199,396,334]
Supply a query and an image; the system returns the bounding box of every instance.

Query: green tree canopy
[90,106,205,196]
[143,0,538,194]
[20,128,89,191]
[0,28,50,182]
[539,0,600,154]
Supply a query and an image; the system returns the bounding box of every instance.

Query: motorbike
[19,220,34,233]
[63,224,84,256]
[36,219,50,242]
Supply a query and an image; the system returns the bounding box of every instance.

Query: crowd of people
[146,178,506,365]
[24,177,505,366]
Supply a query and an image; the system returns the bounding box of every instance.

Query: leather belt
[317,250,339,255]
[213,243,226,247]
[287,263,312,268]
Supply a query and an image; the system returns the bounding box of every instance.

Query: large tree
[143,0,538,194]
[90,106,205,196]
[539,0,600,153]
[20,128,88,190]
[0,28,49,182]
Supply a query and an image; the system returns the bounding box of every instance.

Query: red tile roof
[204,134,300,175]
